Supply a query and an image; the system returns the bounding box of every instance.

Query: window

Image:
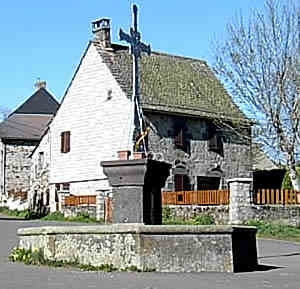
[175,128,184,148]
[62,183,70,191]
[208,123,223,155]
[174,174,191,191]
[61,131,70,153]
[55,183,70,192]
[197,176,221,190]
[38,152,44,171]
[173,118,190,152]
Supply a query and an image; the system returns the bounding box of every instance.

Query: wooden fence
[64,195,96,206]
[162,190,230,205]
[254,189,300,205]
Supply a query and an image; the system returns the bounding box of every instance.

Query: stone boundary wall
[62,205,96,219]
[250,205,300,227]
[165,204,300,227]
[164,205,229,225]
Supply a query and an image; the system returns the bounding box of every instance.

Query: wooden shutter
[65,131,70,152]
[175,174,184,191]
[61,133,65,153]
[61,131,71,153]
[174,174,191,191]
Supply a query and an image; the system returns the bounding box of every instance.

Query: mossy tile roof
[94,41,247,121]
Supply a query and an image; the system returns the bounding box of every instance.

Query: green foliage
[41,211,65,221]
[162,208,215,225]
[9,247,154,272]
[162,206,172,220]
[246,220,300,242]
[41,211,102,223]
[0,207,40,220]
[0,207,102,223]
[9,248,45,265]
[192,215,215,225]
[281,167,300,190]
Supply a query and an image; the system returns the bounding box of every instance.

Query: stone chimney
[92,18,111,48]
[34,79,47,90]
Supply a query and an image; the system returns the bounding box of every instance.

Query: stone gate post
[228,178,253,224]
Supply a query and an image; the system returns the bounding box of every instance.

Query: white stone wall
[31,131,51,181]
[29,131,51,210]
[48,43,134,210]
[0,140,4,202]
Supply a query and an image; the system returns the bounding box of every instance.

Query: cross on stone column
[119,4,151,152]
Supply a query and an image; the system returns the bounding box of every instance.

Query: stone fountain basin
[17,223,257,272]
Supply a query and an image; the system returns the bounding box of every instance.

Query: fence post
[96,192,104,221]
[58,192,65,212]
[228,178,253,225]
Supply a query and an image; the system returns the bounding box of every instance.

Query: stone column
[58,192,65,212]
[96,191,105,222]
[49,184,57,212]
[228,178,253,225]
[101,159,171,224]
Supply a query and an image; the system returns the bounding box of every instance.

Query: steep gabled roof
[94,41,248,122]
[13,87,59,115]
[0,87,59,141]
[0,114,53,141]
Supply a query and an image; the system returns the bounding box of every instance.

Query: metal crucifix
[119,4,151,152]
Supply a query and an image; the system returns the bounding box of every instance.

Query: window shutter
[65,131,70,152]
[61,132,65,153]
[175,174,184,191]
[61,131,71,153]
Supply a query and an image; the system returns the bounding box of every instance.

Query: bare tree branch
[213,0,300,189]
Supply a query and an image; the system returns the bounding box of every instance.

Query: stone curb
[18,223,257,236]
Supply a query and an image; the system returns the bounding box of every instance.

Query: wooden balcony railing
[162,190,230,205]
[64,195,96,206]
[254,189,300,205]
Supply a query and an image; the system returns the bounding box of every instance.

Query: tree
[213,0,300,190]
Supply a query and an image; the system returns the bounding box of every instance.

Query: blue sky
[0,0,264,112]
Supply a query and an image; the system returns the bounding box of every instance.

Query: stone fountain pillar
[101,159,171,224]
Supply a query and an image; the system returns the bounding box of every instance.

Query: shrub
[281,167,300,190]
[41,212,65,221]
[0,208,40,219]
[162,206,172,220]
[9,248,45,265]
[246,220,300,242]
[191,215,215,225]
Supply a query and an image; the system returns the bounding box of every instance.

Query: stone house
[0,82,59,208]
[28,19,252,213]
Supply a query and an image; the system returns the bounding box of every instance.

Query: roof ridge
[92,40,207,63]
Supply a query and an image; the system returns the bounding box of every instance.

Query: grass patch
[41,211,103,223]
[162,207,215,225]
[0,207,39,219]
[0,207,102,223]
[9,247,154,272]
[246,220,300,242]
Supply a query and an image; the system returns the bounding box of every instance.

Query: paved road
[0,219,300,289]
